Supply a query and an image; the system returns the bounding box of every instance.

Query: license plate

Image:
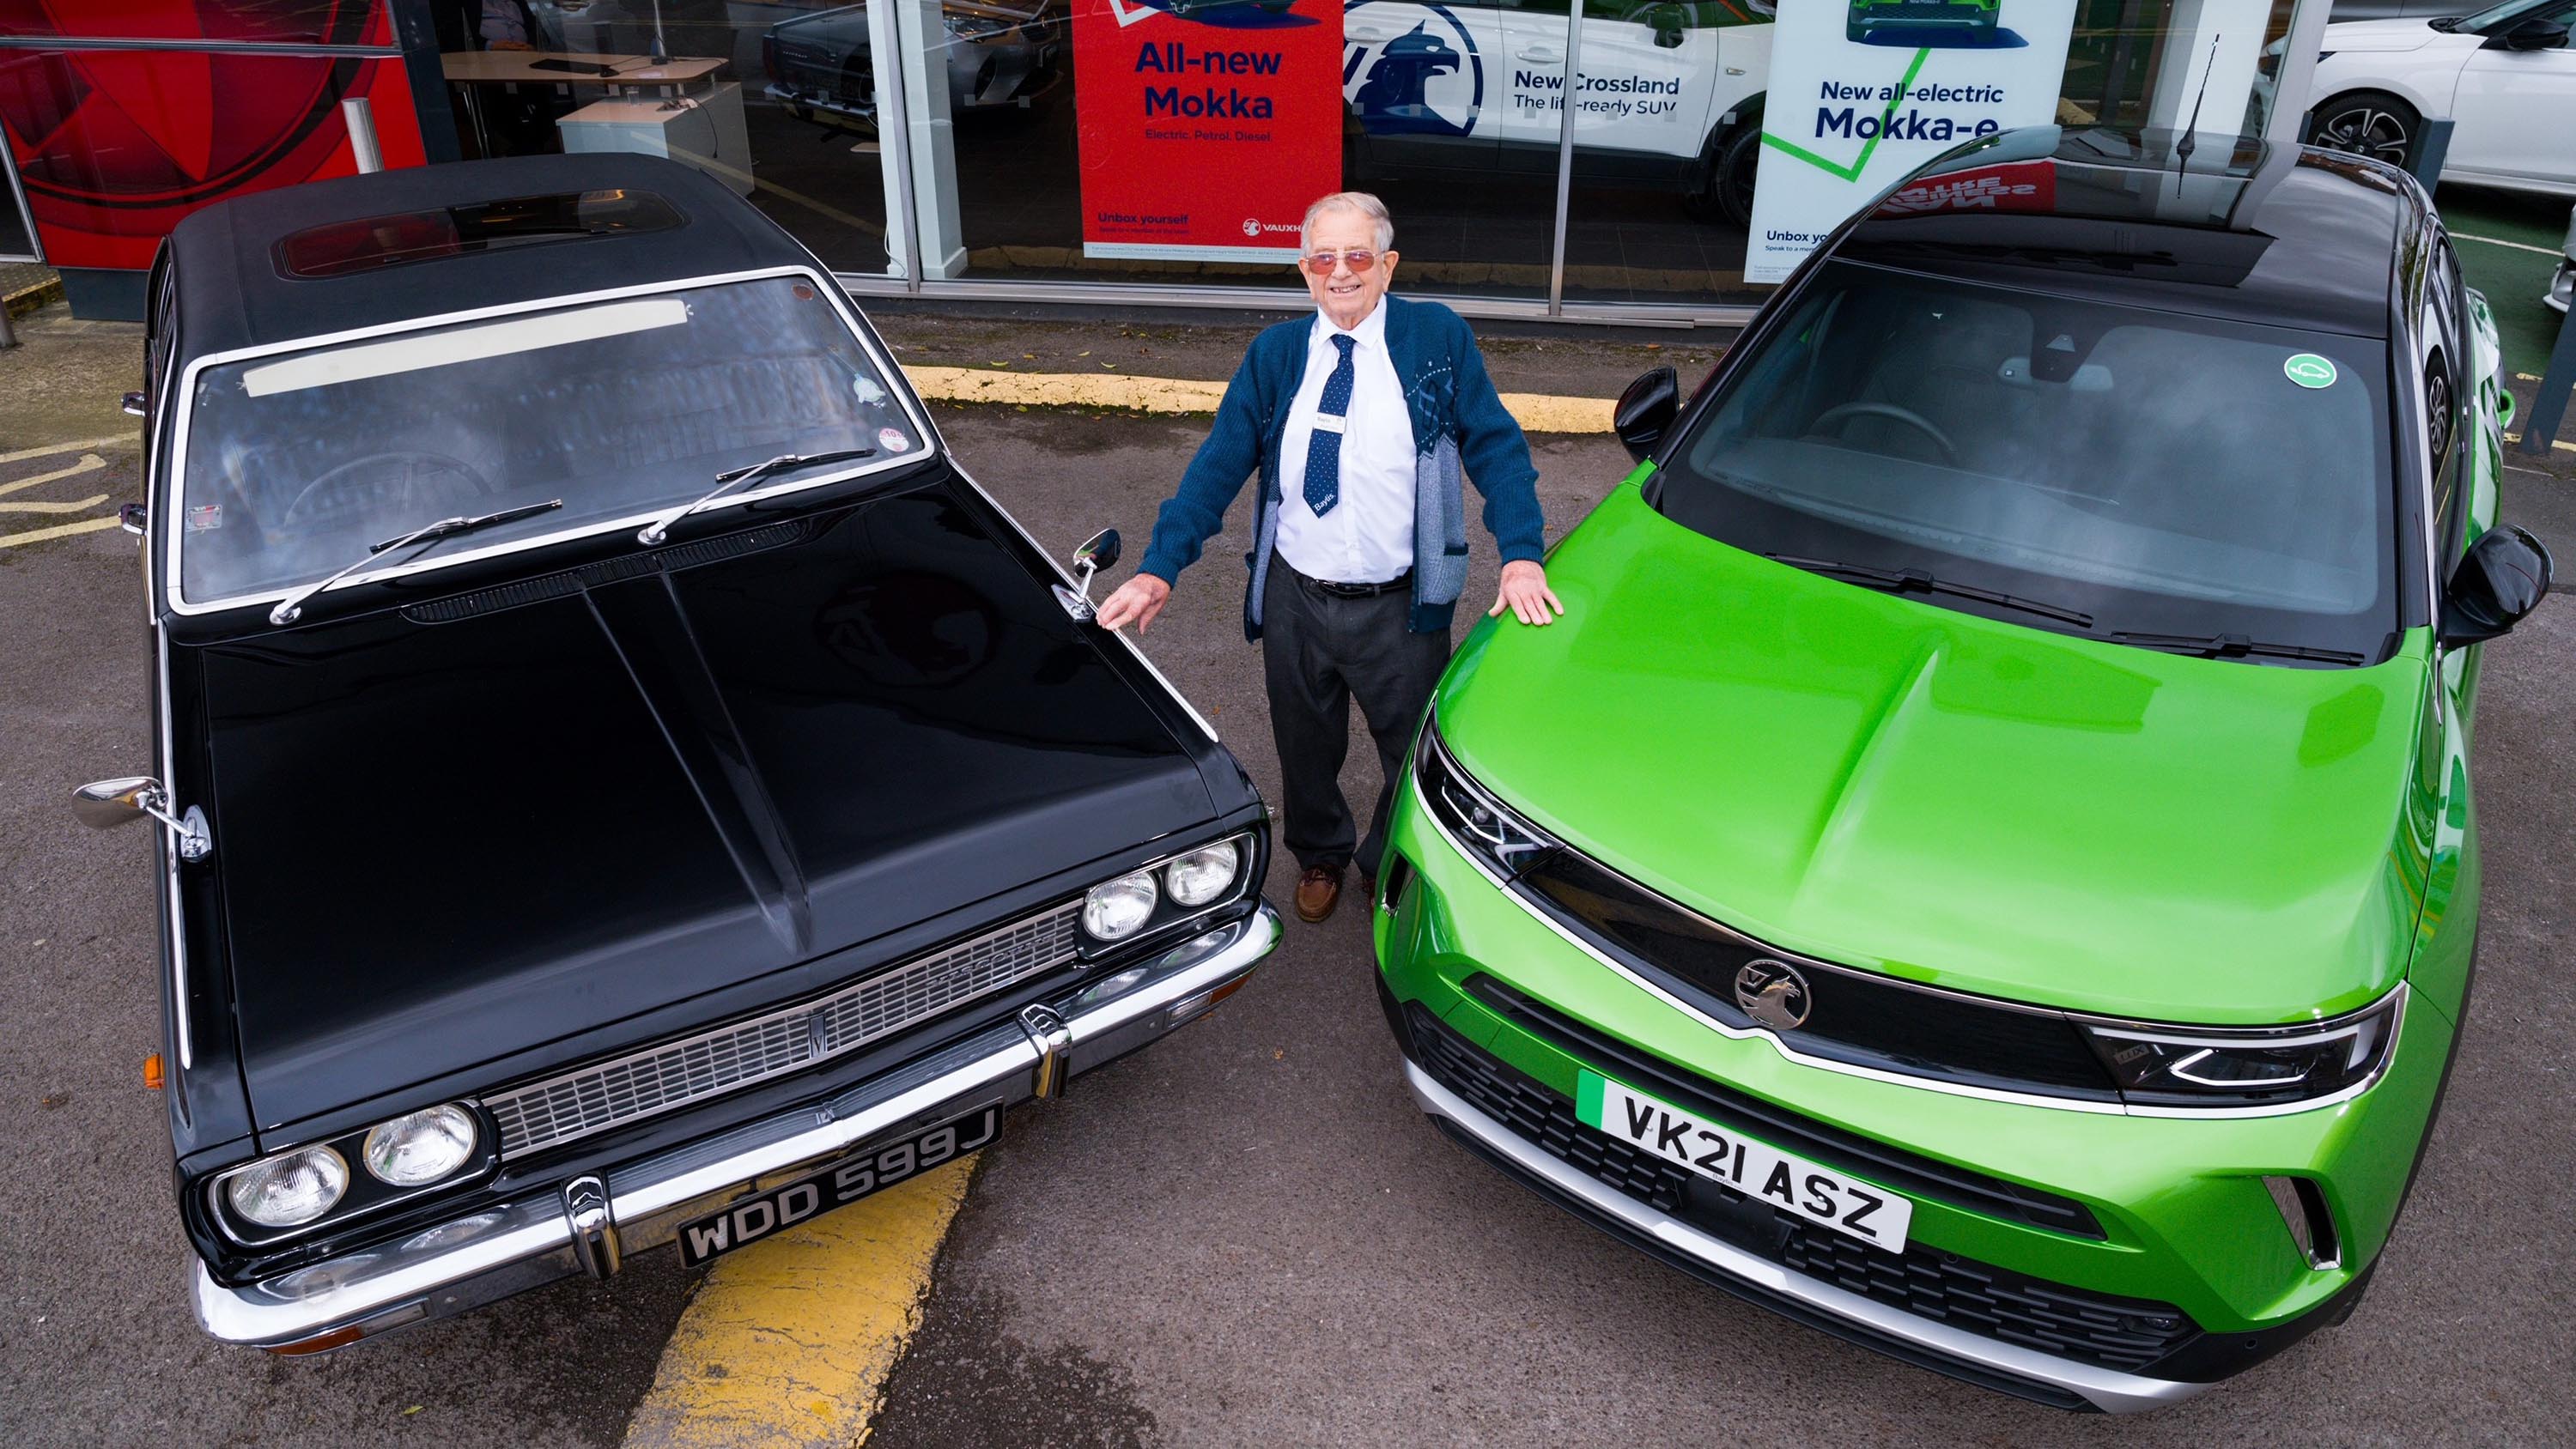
[675,1104,1002,1267]
[1576,1070,1912,1252]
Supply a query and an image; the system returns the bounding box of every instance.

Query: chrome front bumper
[1405,1060,2211,1415]
[195,904,1282,1352]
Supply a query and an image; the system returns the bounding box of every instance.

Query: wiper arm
[269,498,564,626]
[1766,555,2095,628]
[636,448,874,546]
[2105,630,2366,664]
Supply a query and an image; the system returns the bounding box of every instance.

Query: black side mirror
[2492,15,2567,49]
[2439,524,2553,647]
[1613,366,1680,463]
[1651,5,1686,46]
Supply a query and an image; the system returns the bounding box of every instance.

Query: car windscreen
[176,274,923,607]
[1653,261,2397,662]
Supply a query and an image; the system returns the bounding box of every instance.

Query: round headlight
[363,1104,481,1187]
[1082,870,1158,940]
[225,1145,348,1229]
[1164,840,1240,906]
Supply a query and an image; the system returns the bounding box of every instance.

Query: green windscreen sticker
[2284,353,2338,389]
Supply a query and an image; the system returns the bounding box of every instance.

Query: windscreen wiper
[1766,555,2094,628]
[269,499,565,626]
[637,448,875,546]
[2105,631,2366,664]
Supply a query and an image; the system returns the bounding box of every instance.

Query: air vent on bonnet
[401,518,815,623]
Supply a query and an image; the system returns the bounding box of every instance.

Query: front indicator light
[2082,989,2403,1108]
[225,1145,349,1228]
[1082,870,1158,940]
[363,1104,480,1187]
[1164,840,1241,906]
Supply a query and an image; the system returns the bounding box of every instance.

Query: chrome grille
[486,903,1080,1158]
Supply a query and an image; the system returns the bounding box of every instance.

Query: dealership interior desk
[441,52,751,196]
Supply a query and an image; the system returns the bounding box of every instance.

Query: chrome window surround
[484,902,1082,1159]
[160,264,934,618]
[1411,728,2409,1119]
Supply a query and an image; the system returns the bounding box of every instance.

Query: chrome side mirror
[1054,528,1121,622]
[118,503,147,537]
[121,391,147,418]
[72,776,214,861]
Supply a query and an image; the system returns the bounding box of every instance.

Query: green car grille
[1407,1006,2201,1373]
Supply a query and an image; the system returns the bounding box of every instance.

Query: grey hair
[1300,191,1394,253]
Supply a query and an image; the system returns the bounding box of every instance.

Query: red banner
[1072,0,1343,263]
[1871,160,2058,220]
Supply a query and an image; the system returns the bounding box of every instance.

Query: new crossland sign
[1734,959,1812,1030]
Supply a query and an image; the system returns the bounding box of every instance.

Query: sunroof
[276,189,681,280]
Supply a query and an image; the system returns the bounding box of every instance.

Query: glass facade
[0,0,2329,322]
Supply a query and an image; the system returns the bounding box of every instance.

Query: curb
[3,274,63,318]
[902,365,1616,435]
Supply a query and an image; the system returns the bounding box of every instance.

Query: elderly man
[1096,191,1562,925]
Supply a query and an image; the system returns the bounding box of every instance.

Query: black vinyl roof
[1839,128,2415,337]
[167,154,821,361]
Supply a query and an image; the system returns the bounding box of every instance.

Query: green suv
[1372,130,2553,1410]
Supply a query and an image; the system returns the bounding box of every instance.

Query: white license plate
[1576,1069,1913,1252]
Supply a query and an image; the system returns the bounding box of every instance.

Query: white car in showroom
[2308,0,2575,195]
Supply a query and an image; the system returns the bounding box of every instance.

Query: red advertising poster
[1072,0,1343,262]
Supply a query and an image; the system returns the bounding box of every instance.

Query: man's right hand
[1094,573,1172,633]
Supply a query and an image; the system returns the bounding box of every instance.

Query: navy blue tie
[1303,333,1358,517]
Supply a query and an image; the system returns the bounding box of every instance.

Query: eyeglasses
[1300,249,1381,276]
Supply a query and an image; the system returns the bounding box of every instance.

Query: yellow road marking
[0,515,122,549]
[901,365,1616,434]
[0,492,108,514]
[623,1158,975,1449]
[0,453,106,496]
[0,435,131,467]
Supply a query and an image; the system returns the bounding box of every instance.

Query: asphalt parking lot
[3,304,2573,1446]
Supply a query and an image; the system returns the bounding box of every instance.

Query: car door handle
[1516,45,1564,62]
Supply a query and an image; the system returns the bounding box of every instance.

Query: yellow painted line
[900,364,1616,434]
[0,515,122,549]
[0,492,108,514]
[0,434,130,467]
[0,452,106,497]
[2502,431,2576,454]
[623,1158,975,1449]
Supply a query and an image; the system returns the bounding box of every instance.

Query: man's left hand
[1488,560,1564,627]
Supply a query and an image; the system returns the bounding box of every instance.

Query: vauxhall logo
[1733,958,1813,1031]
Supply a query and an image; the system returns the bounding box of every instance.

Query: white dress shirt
[1274,300,1417,585]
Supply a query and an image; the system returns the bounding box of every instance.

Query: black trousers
[1261,558,1453,878]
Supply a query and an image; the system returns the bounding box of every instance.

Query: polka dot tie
[1302,333,1358,518]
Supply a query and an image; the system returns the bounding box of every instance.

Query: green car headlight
[1414,718,1557,880]
[2081,989,2404,1109]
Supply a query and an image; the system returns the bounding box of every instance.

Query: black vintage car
[76,153,1279,1353]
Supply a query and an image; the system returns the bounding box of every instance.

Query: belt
[1297,567,1412,598]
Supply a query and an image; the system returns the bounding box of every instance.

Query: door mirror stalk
[1054,528,1121,621]
[71,776,214,861]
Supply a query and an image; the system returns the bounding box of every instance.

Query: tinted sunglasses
[1301,248,1382,275]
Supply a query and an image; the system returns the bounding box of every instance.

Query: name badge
[1309,414,1346,434]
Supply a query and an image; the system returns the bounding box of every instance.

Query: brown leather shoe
[1293,865,1344,923]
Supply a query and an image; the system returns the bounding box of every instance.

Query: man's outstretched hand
[1489,559,1564,626]
[1095,573,1173,633]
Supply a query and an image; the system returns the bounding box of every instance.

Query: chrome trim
[483,903,1081,1158]
[1019,1005,1072,1099]
[190,904,1280,1351]
[1411,755,2408,1119]
[1405,1062,2207,1414]
[205,1104,497,1249]
[561,1177,621,1279]
[155,627,191,1070]
[162,266,934,618]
